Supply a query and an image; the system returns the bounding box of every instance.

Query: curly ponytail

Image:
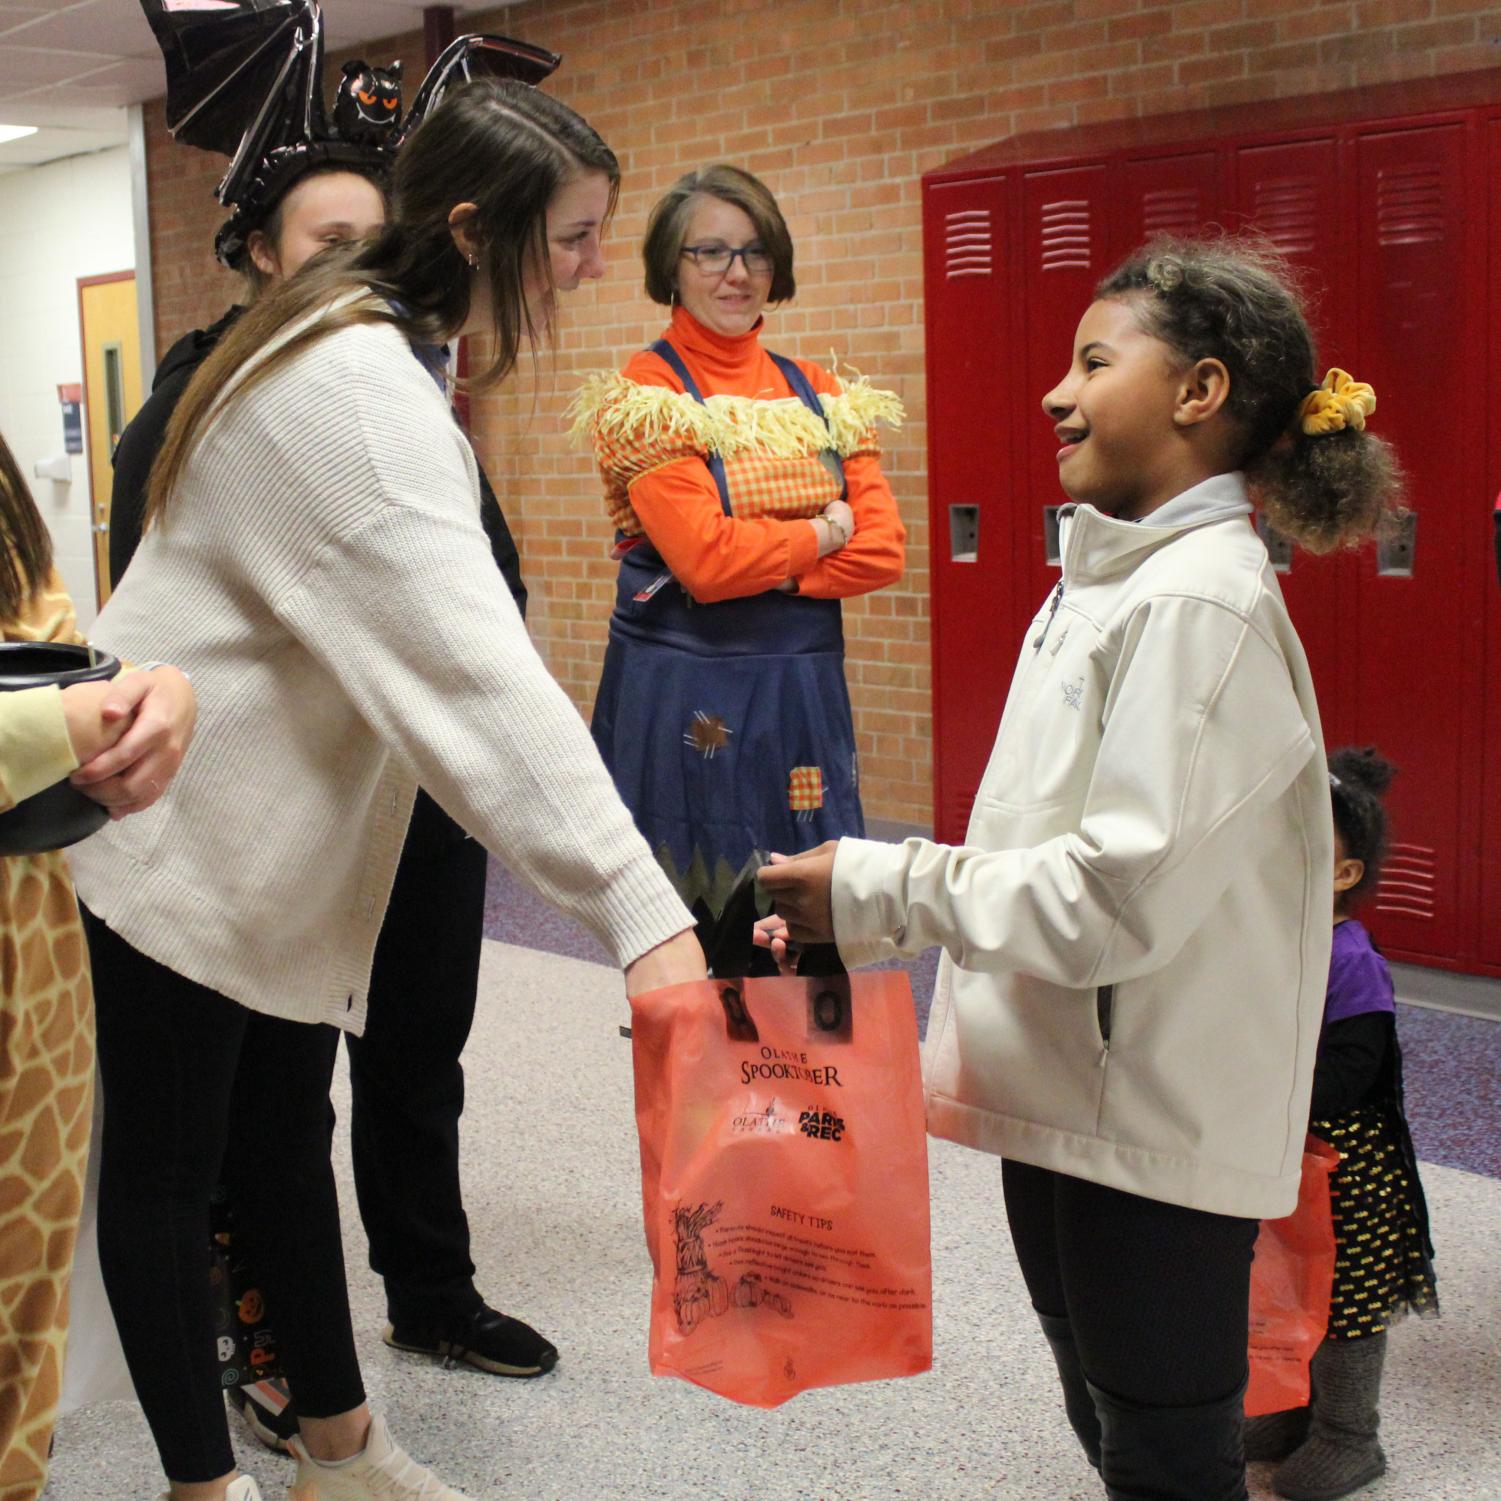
[1096,236,1403,554]
[1256,426,1404,554]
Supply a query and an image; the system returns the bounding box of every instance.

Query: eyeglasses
[680,243,774,276]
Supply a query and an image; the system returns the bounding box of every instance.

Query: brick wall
[141,0,1501,826]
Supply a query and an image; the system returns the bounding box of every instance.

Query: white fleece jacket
[832,474,1333,1219]
[70,315,692,1031]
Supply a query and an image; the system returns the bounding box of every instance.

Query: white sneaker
[158,1477,264,1501]
[287,1416,470,1500]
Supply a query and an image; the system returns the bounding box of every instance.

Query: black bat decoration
[137,2,560,265]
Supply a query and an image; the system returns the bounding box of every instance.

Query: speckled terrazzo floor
[46,909,1501,1500]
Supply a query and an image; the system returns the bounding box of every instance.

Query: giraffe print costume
[0,571,95,1501]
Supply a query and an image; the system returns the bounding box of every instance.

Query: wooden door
[78,272,141,609]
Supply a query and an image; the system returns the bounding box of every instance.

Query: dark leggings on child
[1002,1158,1258,1499]
[83,907,366,1484]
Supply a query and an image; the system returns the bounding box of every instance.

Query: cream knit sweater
[69,315,692,1031]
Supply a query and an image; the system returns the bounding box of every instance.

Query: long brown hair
[147,79,619,528]
[0,432,55,621]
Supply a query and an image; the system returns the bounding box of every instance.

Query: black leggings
[83,909,366,1484]
[1001,1158,1258,1408]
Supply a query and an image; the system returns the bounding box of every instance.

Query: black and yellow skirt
[1311,1101,1439,1340]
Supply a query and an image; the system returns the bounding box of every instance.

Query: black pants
[346,790,488,1323]
[1002,1159,1257,1481]
[84,908,366,1484]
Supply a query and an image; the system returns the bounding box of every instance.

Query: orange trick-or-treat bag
[630,972,933,1407]
[1245,1134,1341,1416]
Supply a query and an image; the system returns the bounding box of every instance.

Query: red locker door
[1232,136,1353,751]
[1119,149,1224,247]
[1018,164,1113,640]
[1016,155,1222,641]
[923,175,1017,843]
[1479,119,1501,969]
[1352,122,1479,964]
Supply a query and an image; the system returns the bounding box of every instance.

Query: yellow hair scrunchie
[1298,368,1377,437]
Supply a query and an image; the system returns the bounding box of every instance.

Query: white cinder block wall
[0,146,135,633]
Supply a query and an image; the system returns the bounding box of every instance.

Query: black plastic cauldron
[0,641,121,856]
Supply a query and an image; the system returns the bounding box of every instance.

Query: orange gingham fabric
[788,765,825,812]
[591,395,881,537]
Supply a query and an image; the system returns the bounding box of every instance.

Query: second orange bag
[629,972,932,1407]
[1245,1134,1341,1416]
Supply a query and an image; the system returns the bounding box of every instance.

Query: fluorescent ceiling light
[0,126,39,146]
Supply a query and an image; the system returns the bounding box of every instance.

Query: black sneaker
[383,1305,558,1377]
[226,1379,298,1454]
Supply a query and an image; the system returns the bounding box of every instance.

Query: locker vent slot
[944,209,993,280]
[1376,165,1445,247]
[1140,187,1200,239]
[1039,200,1092,271]
[1251,176,1318,256]
[1376,843,1436,920]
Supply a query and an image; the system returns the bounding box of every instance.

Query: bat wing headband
[139,1,560,266]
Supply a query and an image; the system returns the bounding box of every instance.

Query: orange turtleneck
[616,305,905,604]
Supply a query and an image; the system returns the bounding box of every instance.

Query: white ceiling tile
[0,45,115,88]
[320,1,424,49]
[0,0,562,164]
[3,0,158,58]
[0,100,131,132]
[44,55,165,103]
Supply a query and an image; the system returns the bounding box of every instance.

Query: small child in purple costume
[1248,747,1439,1501]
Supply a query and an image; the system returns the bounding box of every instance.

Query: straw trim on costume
[568,372,904,460]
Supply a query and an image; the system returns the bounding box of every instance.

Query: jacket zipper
[1095,983,1114,1056]
[1032,581,1064,651]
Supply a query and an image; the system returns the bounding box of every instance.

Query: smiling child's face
[1041,296,1196,522]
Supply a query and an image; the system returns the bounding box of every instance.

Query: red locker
[1350,122,1479,963]
[1119,150,1224,247]
[922,70,1501,975]
[921,176,1018,841]
[1478,119,1501,969]
[1018,163,1113,637]
[1231,136,1353,751]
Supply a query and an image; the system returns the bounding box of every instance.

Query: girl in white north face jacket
[760,237,1402,1501]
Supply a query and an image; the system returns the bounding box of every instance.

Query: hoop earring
[467,254,479,270]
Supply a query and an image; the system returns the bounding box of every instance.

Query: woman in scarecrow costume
[571,164,906,972]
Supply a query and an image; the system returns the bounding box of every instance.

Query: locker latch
[1376,511,1416,577]
[949,504,979,563]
